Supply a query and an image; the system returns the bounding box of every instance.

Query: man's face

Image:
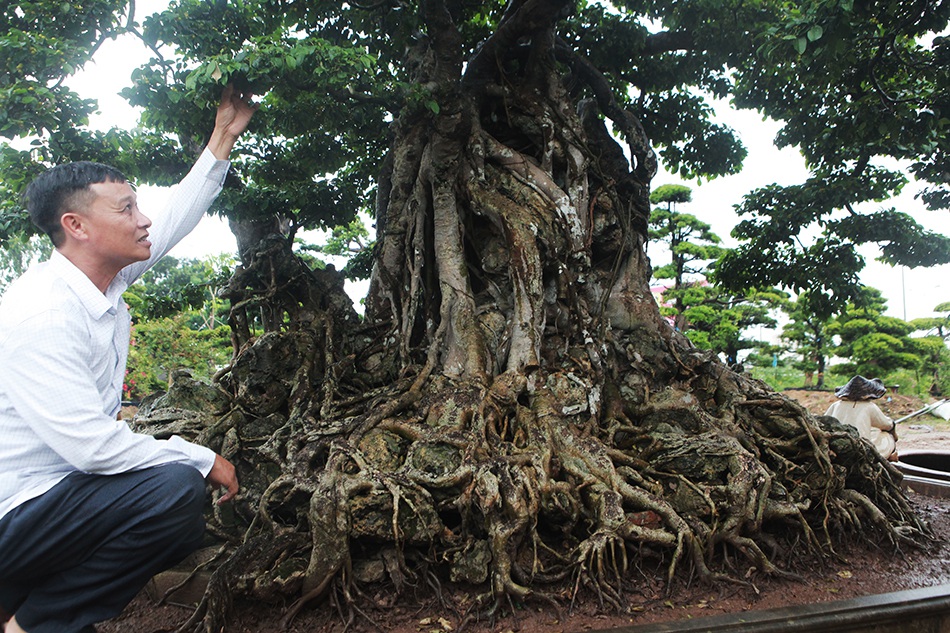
[77,179,152,270]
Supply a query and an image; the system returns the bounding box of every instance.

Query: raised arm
[206,83,259,160]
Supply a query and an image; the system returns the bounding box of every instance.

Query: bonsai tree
[2,1,944,629]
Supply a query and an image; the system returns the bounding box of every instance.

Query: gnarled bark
[132,3,931,631]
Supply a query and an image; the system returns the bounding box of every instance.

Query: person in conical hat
[824,376,897,460]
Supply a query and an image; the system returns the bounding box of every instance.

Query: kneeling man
[0,85,256,633]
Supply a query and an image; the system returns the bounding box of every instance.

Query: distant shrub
[125,315,231,401]
[748,366,807,391]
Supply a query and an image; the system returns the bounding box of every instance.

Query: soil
[99,389,950,633]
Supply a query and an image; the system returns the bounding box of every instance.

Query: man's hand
[207,83,259,160]
[207,454,239,505]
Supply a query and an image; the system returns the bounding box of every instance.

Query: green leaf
[807,26,823,42]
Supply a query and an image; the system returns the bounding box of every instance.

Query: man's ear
[60,212,88,242]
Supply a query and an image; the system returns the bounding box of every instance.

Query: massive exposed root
[137,313,930,633]
[131,5,931,630]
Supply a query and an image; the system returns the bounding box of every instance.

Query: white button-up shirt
[0,148,229,519]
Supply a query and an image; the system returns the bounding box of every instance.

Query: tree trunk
[135,3,930,630]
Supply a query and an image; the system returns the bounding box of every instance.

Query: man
[824,375,898,461]
[0,84,257,633]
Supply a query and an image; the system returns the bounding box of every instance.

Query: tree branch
[641,30,694,56]
[462,0,573,90]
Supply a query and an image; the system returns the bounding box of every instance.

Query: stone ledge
[592,584,950,633]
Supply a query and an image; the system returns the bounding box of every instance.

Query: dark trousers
[0,464,206,633]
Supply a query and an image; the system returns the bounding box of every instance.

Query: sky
[64,2,950,324]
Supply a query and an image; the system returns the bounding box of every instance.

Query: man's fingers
[208,454,239,504]
[216,486,236,505]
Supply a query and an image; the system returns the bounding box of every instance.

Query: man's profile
[0,84,256,633]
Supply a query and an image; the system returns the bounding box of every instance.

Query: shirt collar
[48,250,129,318]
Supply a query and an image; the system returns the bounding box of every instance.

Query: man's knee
[128,465,207,566]
[155,463,206,509]
[151,464,207,535]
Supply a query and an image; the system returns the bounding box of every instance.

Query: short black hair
[23,161,128,247]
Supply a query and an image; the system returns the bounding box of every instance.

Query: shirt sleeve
[122,148,231,284]
[867,404,894,431]
[0,310,216,477]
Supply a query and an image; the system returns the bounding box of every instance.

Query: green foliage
[748,365,807,392]
[0,0,123,138]
[0,0,185,240]
[911,301,950,341]
[1,0,948,329]
[780,291,834,386]
[649,184,725,287]
[125,315,231,400]
[909,298,950,396]
[666,282,787,365]
[124,254,234,328]
[872,368,925,399]
[742,343,786,369]
[717,0,950,312]
[650,184,692,206]
[122,254,236,399]
[117,0,398,235]
[910,317,949,339]
[827,287,921,378]
[301,217,375,280]
[913,336,950,397]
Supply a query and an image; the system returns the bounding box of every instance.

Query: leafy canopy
[649,184,726,285]
[827,287,921,378]
[1,0,948,309]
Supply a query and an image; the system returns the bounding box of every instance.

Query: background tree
[827,287,921,379]
[910,301,950,341]
[911,335,950,397]
[124,254,234,328]
[781,291,834,388]
[302,217,375,281]
[122,254,235,399]
[649,184,727,329]
[2,1,944,630]
[668,282,786,366]
[717,0,950,315]
[125,316,231,400]
[911,302,950,395]
[742,341,786,372]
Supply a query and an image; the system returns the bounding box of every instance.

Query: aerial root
[571,529,628,611]
[174,532,311,633]
[839,488,923,548]
[168,351,934,633]
[158,545,228,607]
[281,570,337,629]
[459,555,560,631]
[720,533,802,581]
